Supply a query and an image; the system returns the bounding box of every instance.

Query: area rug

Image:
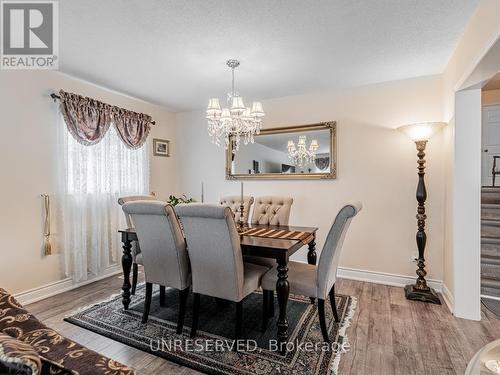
[65,284,357,375]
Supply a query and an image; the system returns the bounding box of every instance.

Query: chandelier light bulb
[310,139,319,151]
[230,96,245,114]
[206,98,222,119]
[241,107,252,121]
[250,101,265,118]
[220,108,231,121]
[298,136,307,147]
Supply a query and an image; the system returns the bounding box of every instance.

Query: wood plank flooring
[26,275,500,375]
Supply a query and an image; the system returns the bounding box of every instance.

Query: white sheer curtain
[58,116,149,282]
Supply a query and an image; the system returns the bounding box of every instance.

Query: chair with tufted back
[118,194,159,295]
[251,196,293,226]
[245,196,295,270]
[220,195,254,223]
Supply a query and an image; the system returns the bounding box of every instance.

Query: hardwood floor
[27,275,500,375]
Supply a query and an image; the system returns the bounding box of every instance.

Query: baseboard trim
[15,264,447,307]
[337,266,443,292]
[442,283,454,313]
[15,265,122,306]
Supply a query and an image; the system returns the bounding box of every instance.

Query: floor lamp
[398,122,446,304]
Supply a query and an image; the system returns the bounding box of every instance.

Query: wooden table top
[119,224,318,238]
[239,223,316,247]
[241,223,318,233]
[120,223,318,260]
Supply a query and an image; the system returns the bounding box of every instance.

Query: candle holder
[237,203,246,232]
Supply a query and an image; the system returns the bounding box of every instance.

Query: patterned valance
[59,90,153,149]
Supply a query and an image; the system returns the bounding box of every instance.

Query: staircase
[481,188,500,297]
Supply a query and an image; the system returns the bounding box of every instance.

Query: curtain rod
[50,93,156,125]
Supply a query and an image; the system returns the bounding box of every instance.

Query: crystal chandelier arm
[226,59,240,98]
[232,64,235,97]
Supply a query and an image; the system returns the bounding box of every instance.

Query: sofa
[0,288,136,375]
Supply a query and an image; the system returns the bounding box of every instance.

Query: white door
[482,105,500,186]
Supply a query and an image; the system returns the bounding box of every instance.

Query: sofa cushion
[0,288,135,375]
[0,331,41,375]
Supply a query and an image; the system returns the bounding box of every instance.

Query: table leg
[121,234,133,310]
[307,234,317,304]
[276,256,289,354]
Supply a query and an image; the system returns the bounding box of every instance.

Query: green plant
[167,194,195,206]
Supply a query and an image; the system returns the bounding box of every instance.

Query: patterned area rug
[65,284,356,375]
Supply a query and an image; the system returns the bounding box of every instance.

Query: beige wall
[483,89,500,105]
[442,0,500,118]
[440,0,500,317]
[0,70,178,294]
[176,75,446,281]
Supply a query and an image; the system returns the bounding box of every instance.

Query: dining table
[119,223,318,352]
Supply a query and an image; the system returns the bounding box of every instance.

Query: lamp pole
[404,139,441,304]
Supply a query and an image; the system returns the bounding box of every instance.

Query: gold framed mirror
[226,121,336,180]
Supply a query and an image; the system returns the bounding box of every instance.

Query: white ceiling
[59,0,479,111]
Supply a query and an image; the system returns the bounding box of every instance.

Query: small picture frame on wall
[153,139,170,157]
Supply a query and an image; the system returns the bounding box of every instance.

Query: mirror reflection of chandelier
[287,136,319,167]
[206,59,265,152]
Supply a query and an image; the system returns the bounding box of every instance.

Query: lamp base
[404,284,441,305]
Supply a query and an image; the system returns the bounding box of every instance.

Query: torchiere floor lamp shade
[398,122,446,304]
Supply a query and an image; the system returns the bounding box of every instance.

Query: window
[66,126,149,195]
[61,122,149,281]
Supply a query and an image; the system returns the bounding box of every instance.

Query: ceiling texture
[59,0,479,111]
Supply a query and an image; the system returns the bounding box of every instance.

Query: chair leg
[310,297,316,304]
[131,263,138,295]
[159,286,166,307]
[235,301,243,340]
[262,290,269,332]
[268,290,275,318]
[177,288,189,334]
[190,293,200,338]
[329,284,340,323]
[142,282,153,324]
[215,297,230,308]
[318,299,330,343]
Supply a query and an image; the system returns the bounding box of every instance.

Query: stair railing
[493,156,500,187]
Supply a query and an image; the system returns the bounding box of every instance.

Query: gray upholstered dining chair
[261,203,362,342]
[220,195,254,223]
[176,204,270,339]
[118,194,158,295]
[245,196,294,269]
[122,201,191,333]
[251,196,293,226]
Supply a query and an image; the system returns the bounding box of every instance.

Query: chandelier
[206,59,265,152]
[287,136,319,167]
